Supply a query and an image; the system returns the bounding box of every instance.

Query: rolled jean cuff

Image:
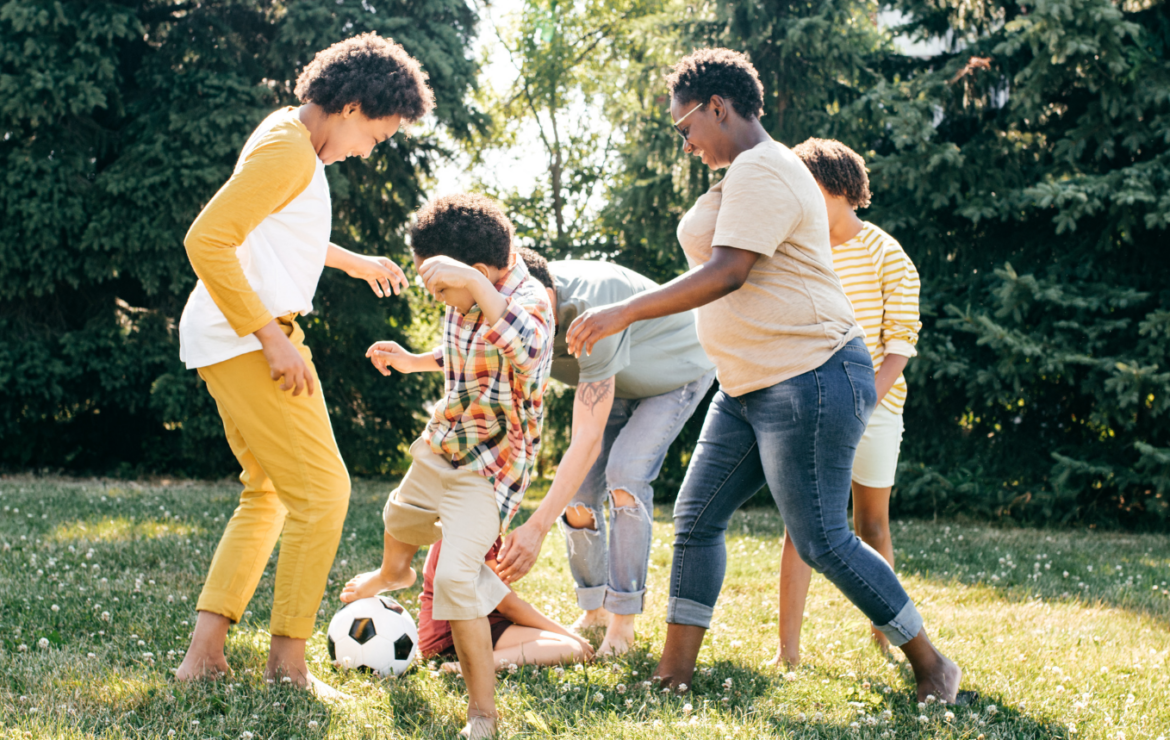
[874,598,923,647]
[575,584,607,612]
[603,587,646,616]
[666,596,713,628]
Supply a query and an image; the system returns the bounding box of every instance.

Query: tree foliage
[0,0,479,475]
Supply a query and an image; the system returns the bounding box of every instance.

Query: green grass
[1,476,1168,740]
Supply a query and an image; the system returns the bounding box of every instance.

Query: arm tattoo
[577,378,614,413]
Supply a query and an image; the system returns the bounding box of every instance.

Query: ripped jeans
[560,370,715,615]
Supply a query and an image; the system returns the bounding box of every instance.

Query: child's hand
[346,255,408,298]
[574,634,595,662]
[366,341,416,376]
[417,255,485,301]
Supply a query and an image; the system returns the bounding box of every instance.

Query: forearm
[622,262,741,325]
[875,354,910,402]
[527,436,603,533]
[469,274,511,325]
[324,242,362,272]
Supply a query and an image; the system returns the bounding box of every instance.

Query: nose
[683,140,696,155]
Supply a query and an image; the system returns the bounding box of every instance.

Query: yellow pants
[196,317,351,639]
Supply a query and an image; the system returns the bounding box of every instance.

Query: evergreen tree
[0,0,480,475]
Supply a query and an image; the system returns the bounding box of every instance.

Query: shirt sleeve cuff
[883,338,917,358]
[431,346,445,367]
[232,311,275,339]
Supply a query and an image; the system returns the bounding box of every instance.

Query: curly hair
[792,138,872,209]
[517,248,553,290]
[666,48,764,120]
[410,193,514,269]
[295,32,435,122]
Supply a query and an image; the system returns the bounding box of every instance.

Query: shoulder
[860,222,909,261]
[723,141,815,203]
[240,109,317,178]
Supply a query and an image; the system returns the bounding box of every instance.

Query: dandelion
[38,637,49,649]
[308,721,319,728]
[677,683,688,692]
[944,711,955,721]
[918,715,928,724]
[191,720,200,727]
[785,671,797,681]
[986,704,998,716]
[617,684,627,694]
[87,652,96,658]
[918,702,926,710]
[593,692,604,702]
[730,639,743,648]
[51,604,59,612]
[242,734,254,740]
[926,694,937,704]
[683,703,693,714]
[282,676,292,683]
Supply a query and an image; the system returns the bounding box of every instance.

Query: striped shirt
[425,257,554,529]
[830,222,922,414]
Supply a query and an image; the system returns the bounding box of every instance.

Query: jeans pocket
[842,361,878,425]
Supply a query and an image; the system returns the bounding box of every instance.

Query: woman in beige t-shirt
[567,48,968,704]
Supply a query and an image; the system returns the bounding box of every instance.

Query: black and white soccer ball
[326,595,418,677]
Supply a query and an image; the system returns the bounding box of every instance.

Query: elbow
[721,269,749,296]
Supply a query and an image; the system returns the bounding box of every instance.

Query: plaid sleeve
[431,346,444,367]
[482,296,552,377]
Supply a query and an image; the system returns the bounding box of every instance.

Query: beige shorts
[852,404,905,488]
[383,438,510,621]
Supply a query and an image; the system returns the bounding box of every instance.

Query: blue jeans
[667,339,923,646]
[560,370,716,615]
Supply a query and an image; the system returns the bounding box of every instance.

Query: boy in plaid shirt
[341,193,553,739]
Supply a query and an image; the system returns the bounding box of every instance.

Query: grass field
[0,476,1168,739]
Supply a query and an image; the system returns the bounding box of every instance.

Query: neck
[828,209,865,247]
[297,104,329,158]
[725,117,772,164]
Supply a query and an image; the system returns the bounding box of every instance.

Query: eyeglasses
[671,102,705,142]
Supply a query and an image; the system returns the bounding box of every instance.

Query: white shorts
[852,404,905,488]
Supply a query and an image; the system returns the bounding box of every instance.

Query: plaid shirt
[424,257,554,529]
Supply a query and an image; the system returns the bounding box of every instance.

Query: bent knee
[563,504,598,530]
[611,487,638,509]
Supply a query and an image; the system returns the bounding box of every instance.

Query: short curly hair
[517,248,553,290]
[410,193,514,269]
[666,48,764,120]
[793,138,872,209]
[295,32,435,122]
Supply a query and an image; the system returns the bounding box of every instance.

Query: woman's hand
[345,255,408,298]
[365,341,419,377]
[256,321,314,396]
[574,634,595,661]
[566,303,632,357]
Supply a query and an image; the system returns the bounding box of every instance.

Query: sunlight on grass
[2,477,1168,739]
[49,518,202,545]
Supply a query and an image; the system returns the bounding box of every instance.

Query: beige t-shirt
[676,140,863,397]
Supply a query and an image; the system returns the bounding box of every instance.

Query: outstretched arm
[496,377,615,583]
[325,243,409,298]
[566,246,758,356]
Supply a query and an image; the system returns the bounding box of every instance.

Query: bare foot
[339,567,416,604]
[459,713,497,740]
[308,673,351,703]
[175,650,232,681]
[914,653,962,704]
[440,661,462,675]
[765,649,800,669]
[572,607,611,634]
[598,614,635,657]
[870,627,891,656]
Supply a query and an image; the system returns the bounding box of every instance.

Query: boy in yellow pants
[175,33,435,693]
[340,193,554,739]
[773,138,923,665]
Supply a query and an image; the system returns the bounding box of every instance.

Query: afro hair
[666,48,765,120]
[792,138,872,209]
[410,193,514,269]
[295,32,435,122]
[517,248,553,290]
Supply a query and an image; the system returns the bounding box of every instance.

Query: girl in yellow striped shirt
[772,139,923,664]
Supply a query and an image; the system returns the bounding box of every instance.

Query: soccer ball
[326,595,418,677]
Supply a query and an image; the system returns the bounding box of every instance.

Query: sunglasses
[671,102,705,143]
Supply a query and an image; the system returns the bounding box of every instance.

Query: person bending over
[498,249,715,657]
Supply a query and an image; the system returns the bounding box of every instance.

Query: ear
[342,103,360,118]
[708,95,728,122]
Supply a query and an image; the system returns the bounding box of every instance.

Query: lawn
[0,476,1168,740]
